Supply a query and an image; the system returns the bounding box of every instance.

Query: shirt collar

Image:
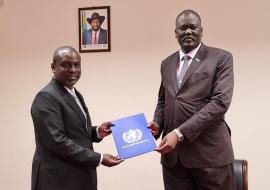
[92,29,100,33]
[179,43,201,61]
[64,86,76,96]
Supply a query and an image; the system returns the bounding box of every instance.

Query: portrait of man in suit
[148,9,236,190]
[82,12,108,45]
[30,46,122,190]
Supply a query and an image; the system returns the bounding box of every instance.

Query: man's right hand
[101,154,123,167]
[147,121,160,137]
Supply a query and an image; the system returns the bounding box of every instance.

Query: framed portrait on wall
[78,6,111,53]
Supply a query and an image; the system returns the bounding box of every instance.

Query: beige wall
[1,0,269,189]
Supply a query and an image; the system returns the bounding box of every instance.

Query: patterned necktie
[177,55,191,87]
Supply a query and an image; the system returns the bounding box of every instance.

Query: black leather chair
[233,159,248,190]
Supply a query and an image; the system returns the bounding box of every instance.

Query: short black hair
[176,9,201,25]
[52,46,80,64]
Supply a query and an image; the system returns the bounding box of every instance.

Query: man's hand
[147,121,160,137]
[155,131,179,154]
[98,121,114,138]
[101,154,123,167]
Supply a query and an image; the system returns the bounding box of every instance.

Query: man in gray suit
[31,46,122,190]
[148,10,236,190]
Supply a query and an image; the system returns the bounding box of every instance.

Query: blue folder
[111,113,157,159]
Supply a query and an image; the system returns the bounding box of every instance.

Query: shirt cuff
[96,126,103,139]
[98,153,103,166]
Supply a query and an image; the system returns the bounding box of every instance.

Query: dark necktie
[177,55,191,87]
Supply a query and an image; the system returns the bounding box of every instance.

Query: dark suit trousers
[162,159,236,190]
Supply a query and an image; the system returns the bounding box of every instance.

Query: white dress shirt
[177,43,202,79]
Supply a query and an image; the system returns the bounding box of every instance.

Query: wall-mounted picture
[78,6,111,53]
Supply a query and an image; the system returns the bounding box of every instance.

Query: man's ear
[175,29,178,38]
[51,63,56,73]
[200,27,203,37]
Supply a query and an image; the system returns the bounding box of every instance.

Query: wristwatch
[173,129,184,142]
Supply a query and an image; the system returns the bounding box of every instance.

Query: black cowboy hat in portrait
[87,12,105,25]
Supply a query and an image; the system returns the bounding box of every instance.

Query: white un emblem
[122,129,142,144]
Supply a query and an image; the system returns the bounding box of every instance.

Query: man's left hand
[155,131,179,154]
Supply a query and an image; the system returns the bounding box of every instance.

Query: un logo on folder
[122,129,142,143]
[112,113,157,159]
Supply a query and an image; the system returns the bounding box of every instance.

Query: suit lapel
[51,79,88,133]
[63,93,88,131]
[170,52,180,93]
[75,89,93,135]
[177,44,208,92]
[89,30,93,44]
[98,30,103,44]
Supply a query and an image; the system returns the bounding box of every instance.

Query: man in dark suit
[31,46,122,190]
[148,10,236,190]
[83,12,107,45]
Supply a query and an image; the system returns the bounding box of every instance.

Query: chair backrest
[233,159,248,190]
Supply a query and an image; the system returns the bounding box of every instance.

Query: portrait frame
[78,6,111,53]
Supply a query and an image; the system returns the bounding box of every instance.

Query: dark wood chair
[233,159,248,190]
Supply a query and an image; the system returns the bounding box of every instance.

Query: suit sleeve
[153,82,165,139]
[91,126,102,143]
[31,92,101,169]
[153,59,171,139]
[180,52,234,142]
